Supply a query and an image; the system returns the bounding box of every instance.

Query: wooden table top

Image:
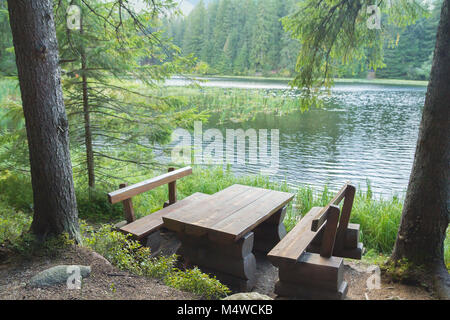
[162,184,295,242]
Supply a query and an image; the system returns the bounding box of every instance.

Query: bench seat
[268,207,324,266]
[118,192,211,240]
[267,183,363,300]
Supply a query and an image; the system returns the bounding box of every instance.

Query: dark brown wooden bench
[107,167,210,253]
[267,183,363,300]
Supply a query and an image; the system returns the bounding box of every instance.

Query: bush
[0,171,33,213]
[0,200,32,243]
[81,223,230,299]
[165,267,231,300]
[76,188,123,223]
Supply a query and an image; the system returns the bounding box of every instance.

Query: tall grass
[155,86,305,123]
[0,166,448,267]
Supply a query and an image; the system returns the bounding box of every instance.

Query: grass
[155,86,306,123]
[0,166,447,263]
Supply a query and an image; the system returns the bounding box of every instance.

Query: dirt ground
[0,231,436,300]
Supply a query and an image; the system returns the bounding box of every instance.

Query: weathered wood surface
[177,232,257,291]
[119,192,210,240]
[277,252,344,291]
[119,183,136,223]
[310,183,349,232]
[319,205,340,258]
[163,184,294,242]
[167,167,177,205]
[274,280,348,300]
[274,252,348,300]
[108,167,192,204]
[253,206,287,253]
[310,223,360,249]
[267,206,325,266]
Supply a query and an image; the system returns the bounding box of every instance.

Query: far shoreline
[178,74,429,87]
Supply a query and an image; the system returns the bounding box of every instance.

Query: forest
[164,0,442,80]
[0,0,448,302]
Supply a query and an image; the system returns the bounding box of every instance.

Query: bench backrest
[107,167,193,223]
[267,183,356,265]
[311,183,356,256]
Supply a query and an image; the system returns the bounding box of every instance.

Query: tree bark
[80,12,95,189]
[7,0,81,242]
[391,0,449,294]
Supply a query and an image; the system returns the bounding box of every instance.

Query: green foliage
[0,171,33,212]
[165,0,438,81]
[165,267,231,300]
[0,199,32,243]
[377,1,441,80]
[286,181,403,254]
[0,0,16,76]
[81,223,230,299]
[155,86,307,124]
[52,0,202,187]
[75,187,123,223]
[7,232,75,259]
[284,0,425,92]
[165,0,300,77]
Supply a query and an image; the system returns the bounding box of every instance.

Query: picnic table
[162,184,295,291]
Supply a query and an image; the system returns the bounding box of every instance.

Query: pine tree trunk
[80,14,95,189]
[391,0,449,287]
[7,0,81,242]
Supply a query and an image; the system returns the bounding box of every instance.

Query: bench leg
[176,232,257,292]
[273,252,348,300]
[253,206,287,254]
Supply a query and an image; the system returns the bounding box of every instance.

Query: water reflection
[162,79,426,198]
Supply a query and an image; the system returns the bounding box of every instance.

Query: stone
[222,292,273,300]
[29,265,91,288]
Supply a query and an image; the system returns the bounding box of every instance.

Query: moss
[381,258,429,287]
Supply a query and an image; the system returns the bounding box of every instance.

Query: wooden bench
[107,167,210,253]
[162,184,295,291]
[267,183,363,300]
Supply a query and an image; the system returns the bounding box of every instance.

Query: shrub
[0,171,33,213]
[81,223,230,298]
[164,267,231,300]
[0,200,32,244]
[76,188,123,223]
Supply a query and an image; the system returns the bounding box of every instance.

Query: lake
[163,77,427,198]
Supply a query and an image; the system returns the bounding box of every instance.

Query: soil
[0,231,436,300]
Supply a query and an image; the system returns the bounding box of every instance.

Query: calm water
[164,77,427,198]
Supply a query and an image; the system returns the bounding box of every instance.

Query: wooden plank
[168,167,177,205]
[120,192,210,239]
[108,167,192,204]
[278,252,344,291]
[267,207,325,266]
[119,183,136,223]
[208,190,294,242]
[319,205,340,258]
[275,280,348,300]
[163,185,270,236]
[310,223,360,249]
[311,183,349,232]
[335,184,356,250]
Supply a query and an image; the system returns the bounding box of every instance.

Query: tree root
[433,265,450,300]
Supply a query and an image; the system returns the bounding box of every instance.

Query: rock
[90,251,113,268]
[29,265,91,288]
[222,292,273,300]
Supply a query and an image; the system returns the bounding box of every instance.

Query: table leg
[176,232,257,292]
[253,206,287,254]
